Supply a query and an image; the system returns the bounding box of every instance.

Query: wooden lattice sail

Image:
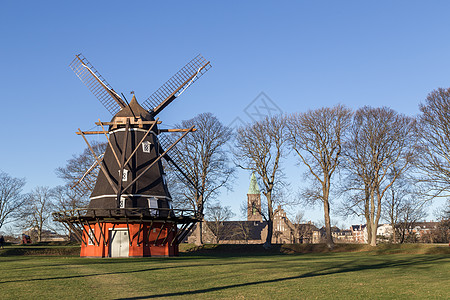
[53,54,211,257]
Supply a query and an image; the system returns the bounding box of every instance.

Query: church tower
[247,173,262,221]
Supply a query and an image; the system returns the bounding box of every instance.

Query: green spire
[248,173,260,194]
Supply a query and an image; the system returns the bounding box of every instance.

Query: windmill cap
[113,95,153,121]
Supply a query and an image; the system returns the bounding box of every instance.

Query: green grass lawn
[0,244,449,299]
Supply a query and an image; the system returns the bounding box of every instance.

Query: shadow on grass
[112,255,447,299]
[181,243,450,256]
[0,257,301,284]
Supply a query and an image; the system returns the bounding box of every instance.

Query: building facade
[186,174,316,244]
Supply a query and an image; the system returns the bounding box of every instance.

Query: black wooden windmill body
[54,54,210,257]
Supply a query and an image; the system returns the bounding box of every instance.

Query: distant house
[334,228,354,243]
[351,224,368,243]
[23,227,68,242]
[377,224,393,238]
[407,221,439,238]
[312,226,354,244]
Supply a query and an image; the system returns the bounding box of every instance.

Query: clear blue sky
[1,1,449,227]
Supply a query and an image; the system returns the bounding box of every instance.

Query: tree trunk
[369,190,375,245]
[364,187,372,244]
[195,195,204,246]
[195,221,203,246]
[323,199,334,248]
[370,223,377,246]
[369,190,382,246]
[389,191,397,244]
[391,224,397,243]
[264,191,273,249]
[365,214,372,244]
[264,220,273,249]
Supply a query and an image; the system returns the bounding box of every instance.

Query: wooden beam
[84,220,100,246]
[132,221,144,246]
[71,157,102,189]
[171,222,190,246]
[161,224,172,245]
[176,222,197,245]
[122,125,195,192]
[78,129,118,194]
[154,223,165,246]
[159,128,197,132]
[95,218,107,247]
[95,120,162,126]
[98,119,121,168]
[76,131,108,135]
[125,218,132,246]
[61,221,85,246]
[116,119,130,208]
[123,117,159,167]
[145,220,154,246]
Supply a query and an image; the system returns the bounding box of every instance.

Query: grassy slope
[0,244,449,299]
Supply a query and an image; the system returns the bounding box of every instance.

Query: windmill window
[162,174,167,185]
[142,141,151,153]
[87,229,95,246]
[119,196,126,209]
[148,198,158,216]
[119,169,128,182]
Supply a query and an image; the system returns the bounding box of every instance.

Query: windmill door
[109,229,129,257]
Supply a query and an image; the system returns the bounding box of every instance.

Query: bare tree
[430,219,450,243]
[382,178,404,243]
[19,186,55,242]
[56,141,107,197]
[382,173,426,243]
[0,171,26,230]
[427,199,450,243]
[234,115,289,248]
[343,107,417,246]
[287,211,314,244]
[53,184,89,212]
[52,184,89,241]
[168,113,235,245]
[440,199,450,219]
[287,105,352,248]
[396,199,427,243]
[205,202,235,243]
[234,222,252,243]
[417,88,450,198]
[293,211,305,224]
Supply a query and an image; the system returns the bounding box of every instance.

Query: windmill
[53,54,211,257]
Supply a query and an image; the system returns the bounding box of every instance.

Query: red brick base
[80,222,178,257]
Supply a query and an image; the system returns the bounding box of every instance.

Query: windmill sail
[141,54,211,115]
[70,54,126,115]
[158,134,196,187]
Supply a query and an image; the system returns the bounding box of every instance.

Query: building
[377,224,393,239]
[186,173,316,244]
[333,228,354,243]
[351,224,368,243]
[408,221,439,237]
[312,226,354,244]
[23,227,68,242]
[247,173,262,222]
